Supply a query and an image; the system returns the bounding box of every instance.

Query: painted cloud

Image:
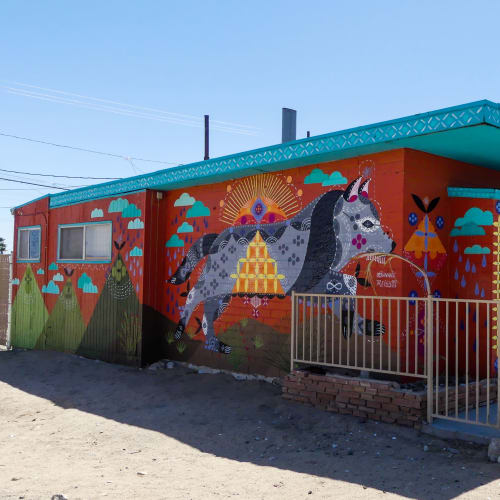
[304,168,328,184]
[174,192,196,207]
[322,171,348,186]
[11,278,20,285]
[454,207,493,227]
[42,280,60,294]
[122,203,142,218]
[130,246,143,257]
[77,273,99,293]
[91,208,104,218]
[108,197,129,213]
[186,200,210,218]
[166,234,185,247]
[48,262,58,271]
[450,224,486,237]
[52,273,64,282]
[128,218,144,229]
[36,268,45,275]
[177,221,193,233]
[464,244,490,254]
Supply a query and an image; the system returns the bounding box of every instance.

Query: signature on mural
[170,177,395,353]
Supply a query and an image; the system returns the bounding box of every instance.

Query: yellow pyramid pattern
[230,231,285,294]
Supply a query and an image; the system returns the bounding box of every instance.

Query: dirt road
[0,349,498,499]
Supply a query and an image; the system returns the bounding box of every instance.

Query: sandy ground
[0,350,499,500]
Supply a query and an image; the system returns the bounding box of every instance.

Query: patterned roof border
[448,187,500,200]
[41,99,500,208]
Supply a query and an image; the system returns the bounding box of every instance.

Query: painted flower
[351,234,367,249]
[435,216,444,229]
[408,212,418,226]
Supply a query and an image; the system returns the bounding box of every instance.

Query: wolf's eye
[360,217,378,232]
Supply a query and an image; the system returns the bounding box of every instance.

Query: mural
[11,264,48,349]
[169,176,395,354]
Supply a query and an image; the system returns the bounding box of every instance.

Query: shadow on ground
[0,349,497,499]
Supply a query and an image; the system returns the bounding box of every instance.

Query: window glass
[59,226,84,260]
[29,229,41,260]
[85,223,111,260]
[18,230,29,260]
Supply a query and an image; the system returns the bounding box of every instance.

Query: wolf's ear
[343,177,363,202]
[359,179,371,198]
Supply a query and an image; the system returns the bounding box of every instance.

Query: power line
[0,131,182,166]
[0,166,121,180]
[4,85,259,136]
[4,80,260,131]
[0,177,75,190]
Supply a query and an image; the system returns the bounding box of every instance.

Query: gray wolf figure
[170,177,395,353]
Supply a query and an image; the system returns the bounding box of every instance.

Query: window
[17,226,41,261]
[58,222,112,262]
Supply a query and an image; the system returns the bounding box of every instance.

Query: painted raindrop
[461,276,466,288]
[453,240,458,253]
[465,259,470,272]
[482,255,487,267]
[475,283,479,296]
[454,269,459,280]
[472,264,476,273]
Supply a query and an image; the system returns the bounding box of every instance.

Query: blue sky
[1,0,500,250]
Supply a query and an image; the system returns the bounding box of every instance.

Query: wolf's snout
[391,241,396,252]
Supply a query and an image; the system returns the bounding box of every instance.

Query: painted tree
[11,265,48,348]
[35,278,85,353]
[77,251,141,365]
[0,237,6,254]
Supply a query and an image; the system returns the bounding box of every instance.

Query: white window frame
[17,225,41,262]
[57,221,112,263]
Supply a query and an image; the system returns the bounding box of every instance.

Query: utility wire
[0,166,121,180]
[3,80,260,131]
[0,131,182,166]
[0,177,76,190]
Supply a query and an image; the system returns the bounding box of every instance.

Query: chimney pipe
[204,114,209,160]
[282,108,296,143]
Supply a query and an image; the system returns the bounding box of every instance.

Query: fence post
[426,293,434,424]
[290,291,295,373]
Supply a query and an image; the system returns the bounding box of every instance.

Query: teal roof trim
[39,99,500,208]
[448,187,500,200]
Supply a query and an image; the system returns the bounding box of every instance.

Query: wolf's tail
[169,233,218,285]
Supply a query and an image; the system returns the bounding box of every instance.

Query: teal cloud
[91,208,103,218]
[186,200,210,218]
[166,234,185,247]
[454,207,493,227]
[48,262,58,271]
[83,282,98,294]
[52,273,64,282]
[130,246,143,257]
[174,192,196,207]
[108,197,129,213]
[128,218,144,229]
[450,223,486,237]
[464,244,490,255]
[77,273,92,289]
[78,273,98,293]
[322,171,348,187]
[177,221,193,233]
[11,278,20,285]
[36,268,45,275]
[304,168,328,184]
[42,280,60,294]
[122,203,142,218]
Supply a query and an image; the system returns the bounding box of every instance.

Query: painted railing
[290,292,500,429]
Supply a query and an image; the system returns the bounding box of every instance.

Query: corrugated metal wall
[0,254,10,345]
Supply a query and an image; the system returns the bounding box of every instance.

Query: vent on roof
[282,108,297,143]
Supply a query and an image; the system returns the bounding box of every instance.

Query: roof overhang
[28,99,500,209]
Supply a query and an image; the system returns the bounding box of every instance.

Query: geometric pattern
[47,100,500,208]
[230,231,285,295]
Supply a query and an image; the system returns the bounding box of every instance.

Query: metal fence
[291,291,500,429]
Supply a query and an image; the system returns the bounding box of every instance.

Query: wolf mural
[170,177,395,353]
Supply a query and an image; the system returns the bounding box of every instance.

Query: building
[10,100,500,377]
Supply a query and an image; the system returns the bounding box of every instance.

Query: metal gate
[290,254,500,430]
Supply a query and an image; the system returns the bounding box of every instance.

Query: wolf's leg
[201,294,232,353]
[330,299,385,338]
